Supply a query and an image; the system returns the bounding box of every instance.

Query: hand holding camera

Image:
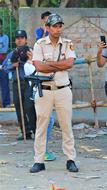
[97,36,107,59]
[11,45,30,64]
[100,36,106,46]
[12,62,19,68]
[27,49,33,62]
[97,36,107,55]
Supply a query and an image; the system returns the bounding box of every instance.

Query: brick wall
[18,8,107,102]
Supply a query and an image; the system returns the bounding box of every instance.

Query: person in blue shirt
[97,41,107,96]
[34,11,51,41]
[34,11,56,161]
[2,30,36,140]
[0,19,11,107]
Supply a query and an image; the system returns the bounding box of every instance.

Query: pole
[16,67,26,142]
[88,61,99,128]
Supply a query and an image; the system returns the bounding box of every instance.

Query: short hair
[41,11,51,19]
[0,19,3,25]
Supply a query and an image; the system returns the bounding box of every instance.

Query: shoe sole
[30,168,45,173]
[67,168,79,172]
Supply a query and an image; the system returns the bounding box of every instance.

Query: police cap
[45,14,64,26]
[15,30,27,38]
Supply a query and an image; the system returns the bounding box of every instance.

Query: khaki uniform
[32,36,76,163]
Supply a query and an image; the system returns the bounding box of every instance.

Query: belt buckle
[51,84,58,90]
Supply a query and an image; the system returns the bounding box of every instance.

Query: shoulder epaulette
[36,38,46,44]
[62,38,72,43]
[62,38,75,50]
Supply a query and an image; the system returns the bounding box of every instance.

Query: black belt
[42,84,70,90]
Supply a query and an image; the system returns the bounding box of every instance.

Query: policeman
[30,14,78,173]
[34,10,56,161]
[2,30,36,140]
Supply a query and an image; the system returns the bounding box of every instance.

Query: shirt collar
[45,35,63,45]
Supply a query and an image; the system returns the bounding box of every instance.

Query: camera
[100,36,106,45]
[11,45,30,63]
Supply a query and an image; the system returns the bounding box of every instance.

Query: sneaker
[44,152,56,161]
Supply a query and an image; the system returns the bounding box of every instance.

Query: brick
[75,37,81,43]
[83,43,92,49]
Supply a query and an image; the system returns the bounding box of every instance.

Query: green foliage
[50,0,60,7]
[40,0,60,7]
[80,0,107,8]
[0,8,17,50]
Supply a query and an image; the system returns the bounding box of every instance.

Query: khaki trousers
[34,87,76,163]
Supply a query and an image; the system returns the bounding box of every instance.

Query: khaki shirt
[32,36,76,86]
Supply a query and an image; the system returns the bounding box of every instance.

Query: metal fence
[0,8,17,50]
[0,8,17,105]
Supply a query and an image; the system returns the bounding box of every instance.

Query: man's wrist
[97,52,102,58]
[27,60,32,64]
[97,49,102,55]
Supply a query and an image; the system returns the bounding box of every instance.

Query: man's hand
[0,65,2,70]
[42,24,47,35]
[98,42,106,54]
[27,49,33,62]
[85,55,93,64]
[85,55,97,64]
[97,42,107,67]
[12,62,19,68]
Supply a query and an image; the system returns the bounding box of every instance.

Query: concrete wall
[19,8,107,102]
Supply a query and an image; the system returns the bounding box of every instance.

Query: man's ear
[45,25,49,32]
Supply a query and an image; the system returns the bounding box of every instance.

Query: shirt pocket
[43,53,53,61]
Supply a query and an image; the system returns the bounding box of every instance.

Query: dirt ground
[0,122,107,190]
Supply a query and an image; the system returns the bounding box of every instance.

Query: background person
[34,11,51,41]
[2,30,36,140]
[0,18,11,108]
[97,40,107,95]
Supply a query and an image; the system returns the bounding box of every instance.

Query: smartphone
[100,35,106,45]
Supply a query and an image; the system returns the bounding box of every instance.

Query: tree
[60,0,69,7]
[3,0,107,12]
[66,0,80,7]
[33,0,39,6]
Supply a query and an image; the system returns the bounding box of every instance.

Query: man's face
[41,16,49,25]
[46,23,63,38]
[15,36,27,46]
